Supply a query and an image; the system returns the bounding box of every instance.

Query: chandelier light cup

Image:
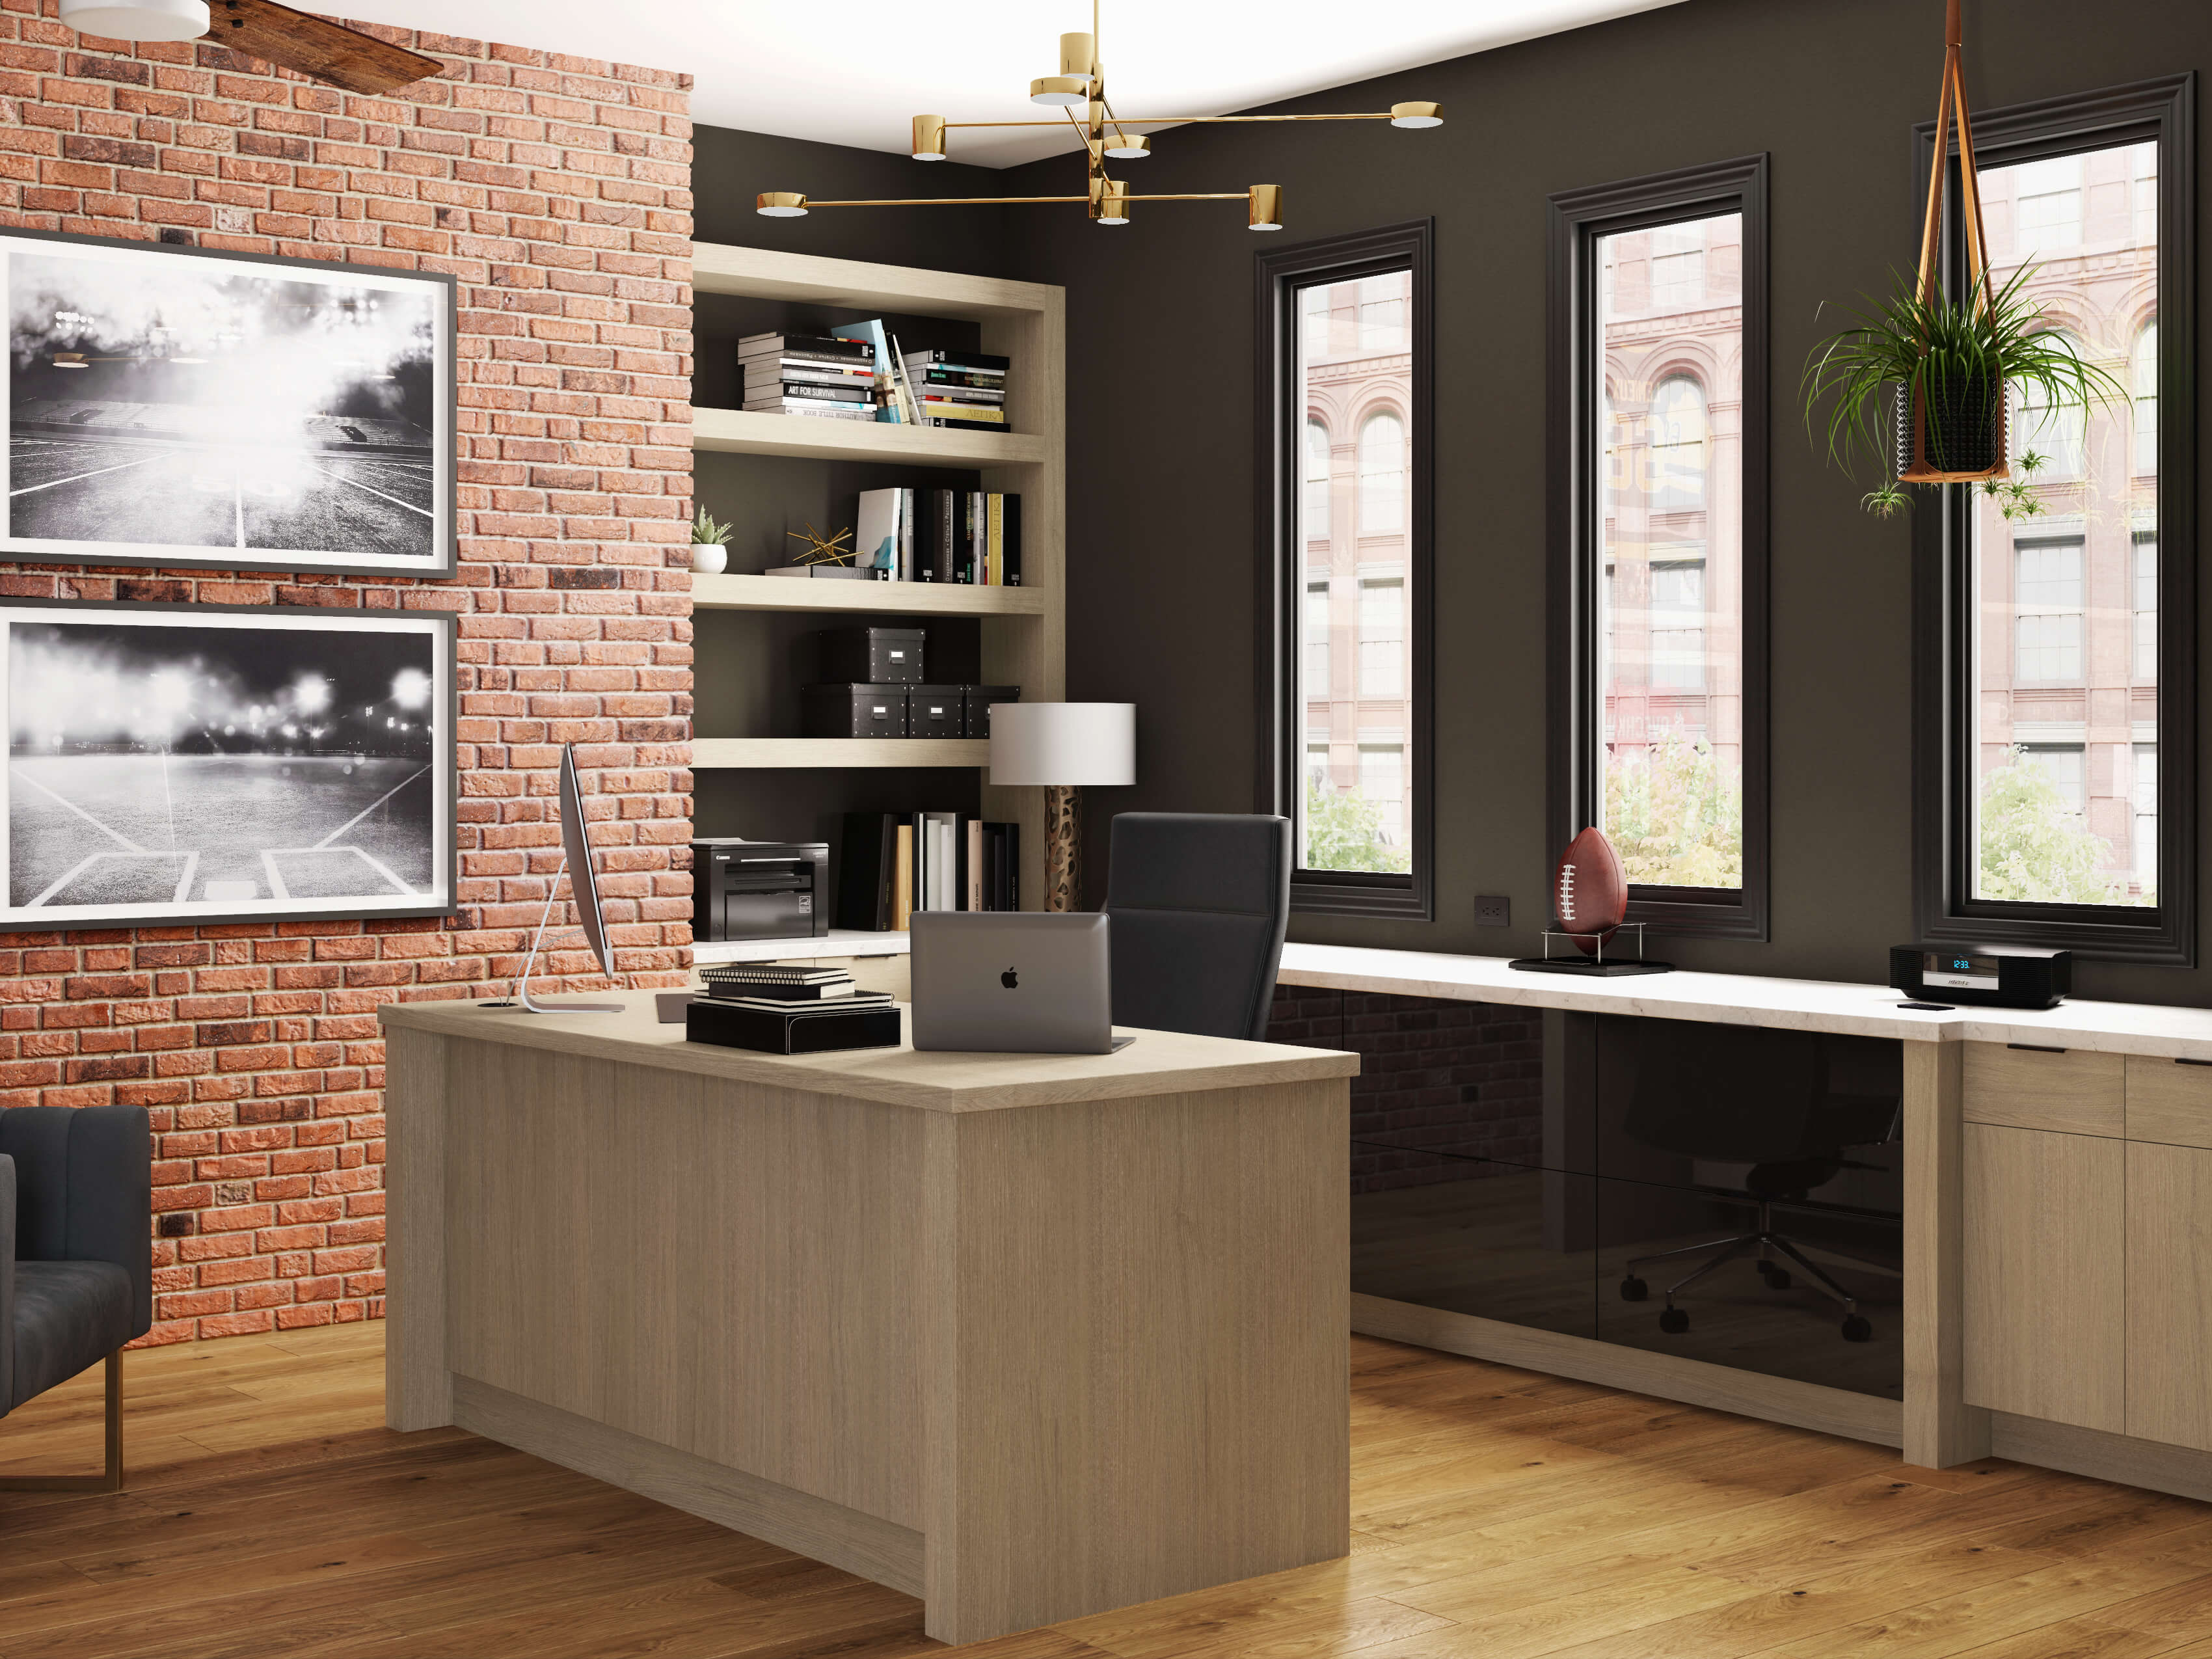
[911,115,948,160]
[57,0,208,38]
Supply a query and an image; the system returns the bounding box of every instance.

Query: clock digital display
[1924,951,2001,991]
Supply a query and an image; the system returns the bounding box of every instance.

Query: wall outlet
[1474,895,1510,927]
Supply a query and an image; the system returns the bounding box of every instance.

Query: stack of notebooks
[685,964,900,1055]
[738,333,878,422]
[839,811,1019,932]
[830,487,1021,584]
[901,348,1009,431]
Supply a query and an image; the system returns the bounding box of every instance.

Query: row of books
[833,487,1021,585]
[737,329,1013,433]
[838,811,1019,932]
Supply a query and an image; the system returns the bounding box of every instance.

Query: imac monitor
[482,744,622,1013]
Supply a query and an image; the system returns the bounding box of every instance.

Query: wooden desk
[377,994,1358,1645]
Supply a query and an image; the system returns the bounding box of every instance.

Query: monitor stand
[478,853,622,1013]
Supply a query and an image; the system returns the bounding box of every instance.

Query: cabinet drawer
[2125,1055,2212,1149]
[1962,1042,2125,1137]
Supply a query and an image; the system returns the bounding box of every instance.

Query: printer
[692,839,830,943]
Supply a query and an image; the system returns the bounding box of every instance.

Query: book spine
[893,822,913,930]
[964,492,984,585]
[738,343,873,364]
[921,415,1008,431]
[966,819,982,911]
[913,370,1006,390]
[899,487,917,582]
[1008,821,1019,911]
[752,383,870,403]
[1003,493,1021,586]
[933,489,955,584]
[902,350,1012,371]
[986,493,1003,587]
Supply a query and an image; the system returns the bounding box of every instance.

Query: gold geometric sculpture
[787,523,856,566]
[757,1,1440,234]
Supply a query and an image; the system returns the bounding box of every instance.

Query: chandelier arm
[1123,193,1248,202]
[1103,112,1400,124]
[1062,103,1101,159]
[798,196,1092,208]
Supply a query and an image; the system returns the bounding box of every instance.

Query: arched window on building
[1358,411,1405,534]
[2017,336,2088,479]
[1647,376,1706,511]
[1304,418,1331,542]
[2135,320,2159,478]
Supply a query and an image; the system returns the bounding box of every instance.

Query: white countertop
[1276,942,2212,1060]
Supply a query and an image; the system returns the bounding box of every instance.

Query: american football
[1554,826,1627,954]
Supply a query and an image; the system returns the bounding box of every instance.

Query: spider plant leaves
[1801,262,2129,486]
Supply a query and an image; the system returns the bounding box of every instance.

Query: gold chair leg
[0,1349,124,1493]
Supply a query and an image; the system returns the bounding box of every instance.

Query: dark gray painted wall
[981,0,2210,1005]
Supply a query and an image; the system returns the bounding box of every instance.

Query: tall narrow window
[1261,222,1432,917]
[1917,79,2192,963]
[1551,157,1768,937]
[1358,411,1405,533]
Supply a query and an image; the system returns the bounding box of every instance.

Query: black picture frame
[1546,155,1772,941]
[0,226,455,578]
[1910,75,2196,965]
[1252,218,1435,921]
[0,597,458,932]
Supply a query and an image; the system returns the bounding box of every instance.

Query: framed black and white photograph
[0,228,453,576]
[0,600,455,930]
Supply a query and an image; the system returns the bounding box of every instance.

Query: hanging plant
[1798,0,2125,515]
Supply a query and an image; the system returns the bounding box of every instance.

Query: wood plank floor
[3,1325,2210,1659]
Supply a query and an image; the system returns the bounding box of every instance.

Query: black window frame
[1546,156,1772,941]
[1254,219,1435,921]
[1912,75,2196,964]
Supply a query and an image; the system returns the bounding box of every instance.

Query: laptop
[908,912,1134,1054]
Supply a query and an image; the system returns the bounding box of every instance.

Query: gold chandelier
[756,1,1440,232]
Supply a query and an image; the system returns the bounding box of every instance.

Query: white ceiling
[325,1,1690,167]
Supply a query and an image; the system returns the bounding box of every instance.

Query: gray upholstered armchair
[0,1105,152,1492]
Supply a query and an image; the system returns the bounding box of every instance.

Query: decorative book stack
[738,333,878,421]
[901,348,1008,430]
[686,964,901,1054]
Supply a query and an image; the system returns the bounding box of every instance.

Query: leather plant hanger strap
[1913,0,1997,319]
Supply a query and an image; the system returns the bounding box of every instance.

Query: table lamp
[988,703,1135,910]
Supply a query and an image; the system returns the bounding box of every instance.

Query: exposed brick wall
[0,6,694,1345]
[1268,986,1543,1193]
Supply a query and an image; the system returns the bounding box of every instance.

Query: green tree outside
[1603,734,1743,888]
[1302,780,1411,874]
[1977,757,2148,906]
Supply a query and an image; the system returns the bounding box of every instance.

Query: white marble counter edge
[1276,943,2212,1060]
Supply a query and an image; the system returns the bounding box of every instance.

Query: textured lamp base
[0,1349,123,1492]
[1044,784,1081,911]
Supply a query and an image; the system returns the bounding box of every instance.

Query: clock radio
[1889,945,2070,1010]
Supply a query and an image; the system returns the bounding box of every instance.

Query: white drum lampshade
[987,703,1135,910]
[987,702,1135,787]
[58,0,209,40]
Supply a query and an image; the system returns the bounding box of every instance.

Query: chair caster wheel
[1619,1276,1648,1302]
[1658,1306,1690,1334]
[1841,1315,1872,1343]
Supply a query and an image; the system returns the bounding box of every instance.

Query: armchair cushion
[0,1105,152,1339]
[11,1260,129,1410]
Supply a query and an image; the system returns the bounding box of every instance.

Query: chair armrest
[0,1106,150,1343]
[0,1153,14,1414]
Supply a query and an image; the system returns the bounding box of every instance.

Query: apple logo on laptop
[1001,967,1019,989]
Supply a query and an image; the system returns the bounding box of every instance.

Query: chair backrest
[0,1105,152,1338]
[1103,813,1291,1042]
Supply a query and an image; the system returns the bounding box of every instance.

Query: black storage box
[908,684,965,740]
[686,997,902,1055]
[817,625,924,684]
[692,839,828,942]
[802,683,908,739]
[962,684,1020,739]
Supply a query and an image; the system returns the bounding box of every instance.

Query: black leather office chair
[1103,813,1291,1041]
[1615,1024,1900,1343]
[0,1105,151,1491]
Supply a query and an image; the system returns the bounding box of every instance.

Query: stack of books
[687,964,902,1055]
[841,487,1021,584]
[839,812,1020,931]
[902,348,1009,430]
[739,333,878,422]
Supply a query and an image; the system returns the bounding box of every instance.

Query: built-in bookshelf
[689,242,1066,945]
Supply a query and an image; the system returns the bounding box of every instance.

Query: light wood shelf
[692,573,1048,617]
[693,405,1048,466]
[692,738,990,770]
[690,240,1064,911]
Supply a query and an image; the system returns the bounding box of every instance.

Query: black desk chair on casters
[1103,813,1291,1041]
[1615,1025,1900,1344]
[0,1105,152,1492]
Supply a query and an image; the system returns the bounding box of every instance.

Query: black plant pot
[1893,372,2005,477]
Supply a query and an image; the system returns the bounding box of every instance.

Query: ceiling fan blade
[209,0,442,96]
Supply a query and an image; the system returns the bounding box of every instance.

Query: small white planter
[691,543,729,575]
